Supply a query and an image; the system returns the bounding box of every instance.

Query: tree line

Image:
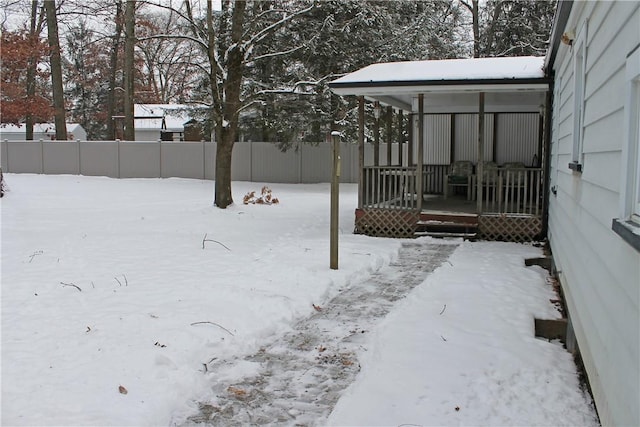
[0,0,555,208]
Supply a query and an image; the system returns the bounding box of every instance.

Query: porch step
[415,230,478,239]
[416,211,479,240]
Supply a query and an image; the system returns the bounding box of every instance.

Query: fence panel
[250,142,300,183]
[43,142,79,175]
[6,142,43,173]
[1,140,358,183]
[80,142,119,177]
[231,142,252,181]
[301,143,331,183]
[1,140,7,171]
[119,142,161,178]
[161,142,205,179]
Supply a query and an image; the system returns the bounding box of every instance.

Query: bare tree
[136,10,200,103]
[460,0,556,58]
[123,0,136,140]
[107,1,124,140]
[460,0,480,57]
[140,0,316,208]
[25,0,45,140]
[44,0,67,139]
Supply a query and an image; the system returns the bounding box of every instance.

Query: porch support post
[358,96,365,209]
[417,94,424,211]
[374,101,380,166]
[397,110,404,166]
[542,89,552,236]
[476,92,485,213]
[408,113,414,166]
[386,105,392,165]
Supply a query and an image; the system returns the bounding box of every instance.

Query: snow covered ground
[1,174,598,426]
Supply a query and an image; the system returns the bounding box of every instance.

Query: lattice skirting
[354,208,420,238]
[479,214,543,242]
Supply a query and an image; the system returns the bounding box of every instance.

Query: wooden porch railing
[478,168,543,216]
[362,165,544,217]
[422,164,449,194]
[362,166,417,209]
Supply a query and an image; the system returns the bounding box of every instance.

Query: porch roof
[329,56,549,112]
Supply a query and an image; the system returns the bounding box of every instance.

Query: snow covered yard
[1,174,598,426]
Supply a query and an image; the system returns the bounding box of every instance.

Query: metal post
[330,131,341,270]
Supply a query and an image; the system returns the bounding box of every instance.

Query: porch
[329,56,551,241]
[356,164,544,240]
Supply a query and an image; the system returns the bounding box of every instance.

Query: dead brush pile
[243,186,279,205]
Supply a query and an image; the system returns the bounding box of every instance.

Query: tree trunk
[213,0,246,208]
[123,0,136,141]
[44,0,67,140]
[107,1,124,140]
[26,0,40,140]
[472,0,480,58]
[214,132,234,208]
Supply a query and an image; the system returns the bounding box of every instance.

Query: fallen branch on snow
[60,282,82,292]
[190,321,235,336]
[202,234,230,251]
[29,251,44,263]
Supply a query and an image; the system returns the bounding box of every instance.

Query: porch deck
[356,166,545,241]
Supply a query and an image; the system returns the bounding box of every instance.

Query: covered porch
[329,56,551,241]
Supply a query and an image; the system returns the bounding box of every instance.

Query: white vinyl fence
[1,140,367,184]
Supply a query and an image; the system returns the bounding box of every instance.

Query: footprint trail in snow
[180,240,458,426]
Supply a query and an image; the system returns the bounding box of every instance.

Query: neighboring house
[133,104,196,141]
[0,123,87,141]
[545,1,639,426]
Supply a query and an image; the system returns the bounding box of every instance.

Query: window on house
[570,28,586,172]
[612,45,640,252]
[628,49,640,221]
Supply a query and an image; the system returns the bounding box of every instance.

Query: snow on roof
[330,56,546,87]
[134,104,193,131]
[0,123,85,133]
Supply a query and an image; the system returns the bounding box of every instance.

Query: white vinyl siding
[548,1,640,427]
[622,47,640,219]
[571,22,587,167]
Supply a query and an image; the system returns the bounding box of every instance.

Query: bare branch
[243,4,314,51]
[190,321,235,336]
[60,282,82,292]
[202,233,231,251]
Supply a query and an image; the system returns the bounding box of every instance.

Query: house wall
[548,2,640,426]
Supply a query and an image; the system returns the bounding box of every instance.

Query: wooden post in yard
[358,96,364,209]
[330,131,341,270]
[417,94,424,211]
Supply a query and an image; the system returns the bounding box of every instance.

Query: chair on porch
[473,161,500,202]
[444,160,474,200]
